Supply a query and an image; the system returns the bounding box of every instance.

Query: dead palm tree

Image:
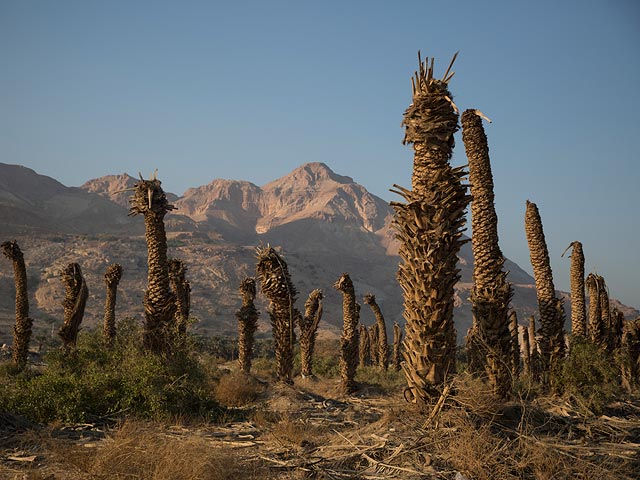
[586,273,605,347]
[562,242,586,338]
[528,315,540,381]
[236,277,259,374]
[334,273,359,394]
[129,173,176,354]
[509,310,520,379]
[369,323,379,366]
[256,245,299,383]
[169,259,191,337]
[610,307,624,350]
[299,289,323,378]
[461,108,513,396]
[1,240,33,369]
[393,321,403,372]
[58,263,89,349]
[359,324,370,367]
[621,317,640,390]
[103,263,122,348]
[363,293,389,370]
[524,200,566,376]
[391,52,469,403]
[522,325,532,377]
[598,277,612,350]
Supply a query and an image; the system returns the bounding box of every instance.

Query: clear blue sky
[1,0,639,311]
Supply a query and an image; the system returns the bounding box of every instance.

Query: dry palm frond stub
[129,172,177,354]
[586,273,606,347]
[103,263,122,348]
[392,321,403,371]
[1,240,33,369]
[462,108,513,397]
[58,262,89,349]
[169,258,191,337]
[524,200,566,377]
[363,293,389,370]
[562,241,586,338]
[298,289,323,378]
[358,324,370,367]
[255,245,299,383]
[392,52,469,403]
[334,273,360,394]
[236,277,259,374]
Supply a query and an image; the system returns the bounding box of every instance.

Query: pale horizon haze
[1,1,639,310]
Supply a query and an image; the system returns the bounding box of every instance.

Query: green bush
[0,320,220,423]
[553,339,621,414]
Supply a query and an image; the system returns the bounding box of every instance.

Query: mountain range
[1,162,637,345]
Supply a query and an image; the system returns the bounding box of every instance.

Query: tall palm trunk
[1,241,33,369]
[524,201,566,376]
[359,324,370,367]
[392,53,469,403]
[103,263,122,348]
[335,273,359,394]
[509,311,520,379]
[236,277,259,374]
[586,273,605,347]
[58,263,88,349]
[299,289,323,378]
[522,325,532,377]
[393,321,403,372]
[610,307,624,350]
[256,245,299,383]
[129,174,176,354]
[621,318,640,390]
[461,109,513,396]
[562,242,586,338]
[369,323,379,366]
[169,259,191,337]
[597,277,612,350]
[363,294,389,370]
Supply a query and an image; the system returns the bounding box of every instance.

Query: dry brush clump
[392,52,469,403]
[255,245,299,383]
[1,240,33,369]
[129,173,177,354]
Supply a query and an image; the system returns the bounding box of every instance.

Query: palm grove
[2,53,639,412]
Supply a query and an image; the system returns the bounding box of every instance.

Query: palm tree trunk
[129,175,176,354]
[169,259,191,337]
[359,324,370,367]
[103,263,122,348]
[461,109,513,397]
[299,289,323,378]
[58,263,88,349]
[1,241,33,369]
[563,242,586,338]
[392,321,403,372]
[363,294,389,370]
[610,307,624,350]
[335,273,359,394]
[256,246,299,383]
[236,277,259,374]
[586,273,605,347]
[522,324,532,377]
[524,201,566,377]
[509,311,520,379]
[392,53,469,403]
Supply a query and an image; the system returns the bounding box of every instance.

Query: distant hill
[0,162,637,346]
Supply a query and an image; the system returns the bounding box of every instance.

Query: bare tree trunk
[58,263,89,349]
[359,324,370,368]
[129,174,176,354]
[1,241,33,369]
[299,289,323,378]
[522,325,531,377]
[103,263,122,348]
[335,273,359,394]
[524,201,566,378]
[392,52,468,403]
[562,242,586,338]
[236,278,259,374]
[256,246,299,383]
[363,294,389,371]
[393,321,403,372]
[369,323,379,367]
[462,109,513,397]
[586,273,605,347]
[509,310,520,379]
[169,259,191,337]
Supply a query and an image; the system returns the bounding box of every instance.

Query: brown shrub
[214,371,265,407]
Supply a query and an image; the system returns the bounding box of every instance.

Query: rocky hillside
[0,162,637,346]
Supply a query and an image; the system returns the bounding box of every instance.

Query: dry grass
[214,370,266,407]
